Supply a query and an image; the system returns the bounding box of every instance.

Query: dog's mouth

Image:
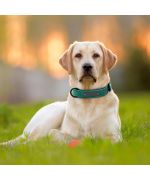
[79,74,97,83]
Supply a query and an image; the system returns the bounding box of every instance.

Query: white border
[0,0,150,179]
[0,165,150,180]
[0,0,150,15]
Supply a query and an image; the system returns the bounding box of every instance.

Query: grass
[0,93,150,164]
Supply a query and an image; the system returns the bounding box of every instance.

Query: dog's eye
[75,53,82,58]
[93,53,100,58]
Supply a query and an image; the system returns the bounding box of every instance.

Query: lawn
[0,93,150,164]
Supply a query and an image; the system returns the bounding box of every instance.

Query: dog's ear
[59,42,76,74]
[97,41,117,72]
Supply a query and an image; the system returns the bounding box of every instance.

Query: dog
[1,41,122,146]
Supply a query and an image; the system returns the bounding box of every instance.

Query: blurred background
[0,15,150,103]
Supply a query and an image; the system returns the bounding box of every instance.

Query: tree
[124,47,150,91]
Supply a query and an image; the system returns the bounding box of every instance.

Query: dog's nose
[83,63,92,72]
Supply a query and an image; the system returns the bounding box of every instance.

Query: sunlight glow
[39,31,67,79]
[5,16,36,69]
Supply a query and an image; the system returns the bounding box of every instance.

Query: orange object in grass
[68,139,80,148]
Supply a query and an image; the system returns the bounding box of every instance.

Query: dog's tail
[0,133,28,147]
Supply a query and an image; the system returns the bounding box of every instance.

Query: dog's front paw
[104,132,122,143]
[48,129,72,144]
[111,134,122,143]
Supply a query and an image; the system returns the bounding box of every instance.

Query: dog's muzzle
[79,63,96,83]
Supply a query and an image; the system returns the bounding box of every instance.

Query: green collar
[70,82,112,99]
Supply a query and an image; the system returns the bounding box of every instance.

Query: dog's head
[59,41,117,88]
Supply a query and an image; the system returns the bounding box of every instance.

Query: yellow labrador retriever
[1,41,122,146]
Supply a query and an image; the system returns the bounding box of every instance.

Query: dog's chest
[69,98,108,136]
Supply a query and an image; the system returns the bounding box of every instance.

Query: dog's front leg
[48,129,73,144]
